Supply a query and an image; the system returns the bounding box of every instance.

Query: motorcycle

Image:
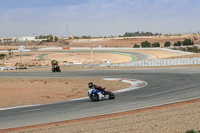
[51,65,61,72]
[88,87,115,101]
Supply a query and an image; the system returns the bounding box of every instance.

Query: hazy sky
[0,0,199,38]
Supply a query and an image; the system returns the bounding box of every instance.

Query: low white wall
[0,50,31,53]
[96,58,200,67]
[0,66,15,71]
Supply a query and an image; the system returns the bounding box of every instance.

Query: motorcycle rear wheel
[90,93,99,101]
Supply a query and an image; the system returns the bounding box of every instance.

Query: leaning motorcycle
[51,65,61,72]
[88,88,115,101]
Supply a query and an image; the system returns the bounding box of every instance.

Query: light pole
[18,36,24,67]
[20,49,23,66]
[91,47,93,64]
[18,46,25,67]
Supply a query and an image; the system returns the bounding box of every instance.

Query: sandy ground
[45,52,132,64]
[0,51,132,67]
[0,79,130,108]
[67,35,199,48]
[1,35,200,49]
[0,48,192,68]
[0,52,45,67]
[1,34,199,67]
[0,46,200,132]
[129,49,189,59]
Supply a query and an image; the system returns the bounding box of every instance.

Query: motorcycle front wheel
[52,68,55,73]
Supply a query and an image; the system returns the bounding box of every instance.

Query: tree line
[133,38,194,48]
[121,31,161,37]
[35,35,58,42]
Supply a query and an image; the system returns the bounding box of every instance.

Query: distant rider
[52,60,57,68]
[88,82,106,94]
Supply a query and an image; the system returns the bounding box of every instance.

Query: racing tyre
[52,68,55,73]
[107,91,115,99]
[90,93,99,101]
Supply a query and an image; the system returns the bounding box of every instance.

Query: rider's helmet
[53,61,56,64]
[88,82,93,88]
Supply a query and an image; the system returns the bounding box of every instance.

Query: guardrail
[85,58,200,68]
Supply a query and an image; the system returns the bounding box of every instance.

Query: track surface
[38,50,155,62]
[1,68,200,129]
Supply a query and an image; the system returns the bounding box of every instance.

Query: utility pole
[91,47,93,64]
[20,49,23,66]
[19,36,24,67]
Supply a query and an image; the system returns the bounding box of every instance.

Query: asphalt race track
[1,67,200,129]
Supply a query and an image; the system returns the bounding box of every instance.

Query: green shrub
[172,46,200,53]
[185,129,196,133]
[141,41,151,47]
[174,41,182,46]
[182,38,194,46]
[181,47,187,51]
[191,46,199,53]
[133,43,140,48]
[151,42,160,47]
[0,54,6,60]
[164,41,171,47]
[187,47,193,52]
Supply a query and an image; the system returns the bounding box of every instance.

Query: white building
[12,36,36,42]
[1,36,49,42]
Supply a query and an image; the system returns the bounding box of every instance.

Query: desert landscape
[0,36,200,133]
[0,78,130,108]
[2,0,200,132]
[64,34,200,47]
[0,51,134,67]
[1,34,200,67]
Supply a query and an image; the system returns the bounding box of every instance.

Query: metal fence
[85,58,200,68]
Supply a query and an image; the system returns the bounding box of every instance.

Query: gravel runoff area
[0,79,130,108]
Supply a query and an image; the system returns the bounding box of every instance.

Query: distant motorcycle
[88,87,115,101]
[51,65,61,72]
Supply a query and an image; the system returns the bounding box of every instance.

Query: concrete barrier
[0,67,15,71]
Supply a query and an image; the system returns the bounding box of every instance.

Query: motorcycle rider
[52,60,58,68]
[88,82,106,94]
